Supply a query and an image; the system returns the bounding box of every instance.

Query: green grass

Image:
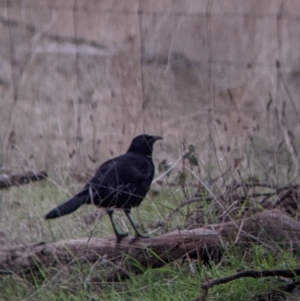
[0,177,299,301]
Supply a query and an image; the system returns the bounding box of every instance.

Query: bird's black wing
[88,153,154,208]
[45,153,155,219]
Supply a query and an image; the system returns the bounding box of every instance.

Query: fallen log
[1,209,299,281]
[0,171,47,189]
[0,228,221,279]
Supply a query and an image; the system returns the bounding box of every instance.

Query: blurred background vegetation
[1,0,300,183]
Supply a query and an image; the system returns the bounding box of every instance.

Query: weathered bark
[0,171,47,189]
[0,228,220,277]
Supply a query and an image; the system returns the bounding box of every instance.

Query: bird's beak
[152,136,163,142]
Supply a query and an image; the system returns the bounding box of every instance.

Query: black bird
[45,134,162,242]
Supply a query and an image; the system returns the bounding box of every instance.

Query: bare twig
[165,194,212,224]
[153,149,190,185]
[194,268,300,301]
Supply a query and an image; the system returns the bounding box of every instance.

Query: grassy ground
[0,172,299,301]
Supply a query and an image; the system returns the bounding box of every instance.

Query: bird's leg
[123,208,149,239]
[106,209,128,243]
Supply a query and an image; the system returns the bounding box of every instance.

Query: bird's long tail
[45,188,90,219]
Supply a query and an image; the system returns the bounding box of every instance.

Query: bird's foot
[130,233,149,243]
[136,233,149,239]
[115,232,129,244]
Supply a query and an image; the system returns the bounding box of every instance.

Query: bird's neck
[127,149,153,159]
[127,146,153,158]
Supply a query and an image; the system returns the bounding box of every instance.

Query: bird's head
[127,134,163,157]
